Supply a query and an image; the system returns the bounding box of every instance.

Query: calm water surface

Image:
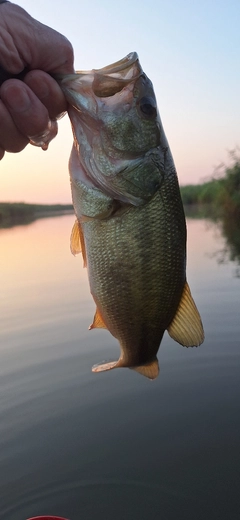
[0,215,239,520]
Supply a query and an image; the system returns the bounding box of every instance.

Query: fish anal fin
[167,281,204,347]
[70,219,87,267]
[89,307,108,330]
[92,360,118,373]
[132,358,159,380]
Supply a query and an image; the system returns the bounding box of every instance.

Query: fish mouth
[71,52,143,98]
[59,52,143,99]
[92,52,143,98]
[74,52,141,77]
[93,52,141,76]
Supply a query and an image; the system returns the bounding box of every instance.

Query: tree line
[180,150,240,220]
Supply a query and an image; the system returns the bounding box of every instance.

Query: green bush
[180,150,240,219]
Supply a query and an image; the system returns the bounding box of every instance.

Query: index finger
[0,79,49,138]
[24,70,68,120]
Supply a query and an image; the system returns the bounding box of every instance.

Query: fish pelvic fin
[89,307,108,330]
[131,358,159,380]
[70,219,87,267]
[167,281,204,347]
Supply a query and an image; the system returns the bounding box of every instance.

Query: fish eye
[139,96,157,118]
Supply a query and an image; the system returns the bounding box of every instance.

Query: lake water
[0,214,239,520]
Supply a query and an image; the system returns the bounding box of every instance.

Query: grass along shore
[0,202,74,226]
[180,151,240,220]
[1,151,240,226]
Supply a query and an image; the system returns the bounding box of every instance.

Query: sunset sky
[1,0,239,204]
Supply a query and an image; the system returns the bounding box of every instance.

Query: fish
[59,52,204,379]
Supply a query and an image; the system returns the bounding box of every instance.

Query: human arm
[0,1,74,159]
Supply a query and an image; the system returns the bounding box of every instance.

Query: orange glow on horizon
[0,118,73,205]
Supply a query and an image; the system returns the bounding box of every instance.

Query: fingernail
[4,84,31,112]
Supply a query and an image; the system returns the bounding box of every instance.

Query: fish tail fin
[131,358,159,380]
[92,357,159,380]
[92,360,121,373]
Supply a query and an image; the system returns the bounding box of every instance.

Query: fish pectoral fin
[167,281,204,347]
[131,358,159,380]
[92,360,119,373]
[89,307,108,330]
[70,219,87,267]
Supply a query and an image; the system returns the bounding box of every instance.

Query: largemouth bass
[60,52,204,379]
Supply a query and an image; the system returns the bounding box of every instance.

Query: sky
[1,0,240,204]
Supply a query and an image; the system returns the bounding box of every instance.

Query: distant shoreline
[180,151,240,221]
[0,202,74,228]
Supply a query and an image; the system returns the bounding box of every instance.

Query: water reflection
[0,214,240,520]
[184,206,240,277]
[216,217,240,276]
[0,215,94,363]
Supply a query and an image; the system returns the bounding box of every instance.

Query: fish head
[91,53,161,155]
[61,53,169,205]
[62,52,160,148]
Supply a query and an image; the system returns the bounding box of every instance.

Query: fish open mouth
[71,52,143,98]
[92,52,142,97]
[93,52,141,76]
[73,52,140,77]
[59,52,143,98]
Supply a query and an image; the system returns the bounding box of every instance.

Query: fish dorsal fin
[89,307,108,330]
[167,281,204,347]
[132,358,159,380]
[70,219,87,267]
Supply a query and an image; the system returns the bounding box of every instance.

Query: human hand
[0,2,74,159]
